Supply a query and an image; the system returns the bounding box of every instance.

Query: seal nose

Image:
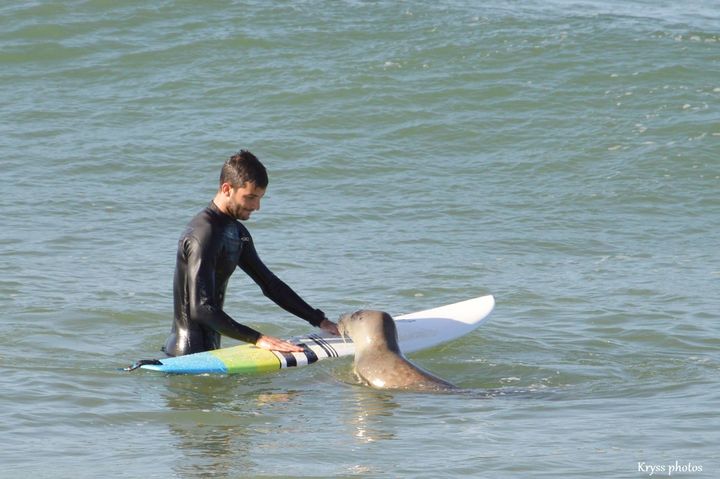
[337,313,353,340]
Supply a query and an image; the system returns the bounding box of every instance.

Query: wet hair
[219,150,269,189]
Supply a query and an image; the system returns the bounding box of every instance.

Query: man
[163,150,338,356]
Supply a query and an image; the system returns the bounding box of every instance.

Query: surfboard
[130,295,494,375]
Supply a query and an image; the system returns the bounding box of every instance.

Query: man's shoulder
[181,208,253,242]
[180,207,217,241]
[235,220,252,240]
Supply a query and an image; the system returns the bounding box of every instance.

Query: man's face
[226,182,266,220]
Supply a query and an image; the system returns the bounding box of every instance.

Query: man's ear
[219,182,233,195]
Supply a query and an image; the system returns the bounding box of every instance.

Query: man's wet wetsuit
[163,202,327,356]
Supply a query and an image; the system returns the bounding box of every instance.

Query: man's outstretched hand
[255,335,304,353]
[255,318,339,353]
[319,318,340,336]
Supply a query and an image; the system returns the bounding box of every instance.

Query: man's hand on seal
[319,318,340,336]
[255,335,304,353]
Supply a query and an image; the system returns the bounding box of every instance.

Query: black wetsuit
[163,202,326,356]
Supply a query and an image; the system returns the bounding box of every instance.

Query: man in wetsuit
[163,150,338,356]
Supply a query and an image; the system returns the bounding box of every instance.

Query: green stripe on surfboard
[210,344,282,374]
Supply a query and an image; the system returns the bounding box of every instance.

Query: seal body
[338,310,456,391]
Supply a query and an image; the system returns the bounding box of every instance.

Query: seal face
[338,310,456,391]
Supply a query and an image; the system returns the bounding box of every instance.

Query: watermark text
[638,461,703,476]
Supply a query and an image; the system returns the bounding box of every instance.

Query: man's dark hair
[219,150,269,189]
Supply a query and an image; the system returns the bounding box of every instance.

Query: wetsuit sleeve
[183,236,262,344]
[238,235,327,327]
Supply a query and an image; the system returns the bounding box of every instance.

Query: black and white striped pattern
[272,334,343,369]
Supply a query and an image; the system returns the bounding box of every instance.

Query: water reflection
[160,375,301,478]
[343,386,399,443]
[167,423,250,479]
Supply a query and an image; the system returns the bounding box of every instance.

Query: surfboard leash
[123,359,164,372]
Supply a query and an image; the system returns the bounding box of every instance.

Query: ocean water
[1,1,718,477]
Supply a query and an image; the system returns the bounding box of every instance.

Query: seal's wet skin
[338,310,456,391]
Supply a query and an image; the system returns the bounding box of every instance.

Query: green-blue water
[2,1,718,477]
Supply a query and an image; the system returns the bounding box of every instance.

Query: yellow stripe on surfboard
[210,344,282,374]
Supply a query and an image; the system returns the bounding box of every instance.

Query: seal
[338,310,456,391]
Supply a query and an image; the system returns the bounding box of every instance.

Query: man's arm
[184,236,306,352]
[238,233,337,333]
[183,236,263,343]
